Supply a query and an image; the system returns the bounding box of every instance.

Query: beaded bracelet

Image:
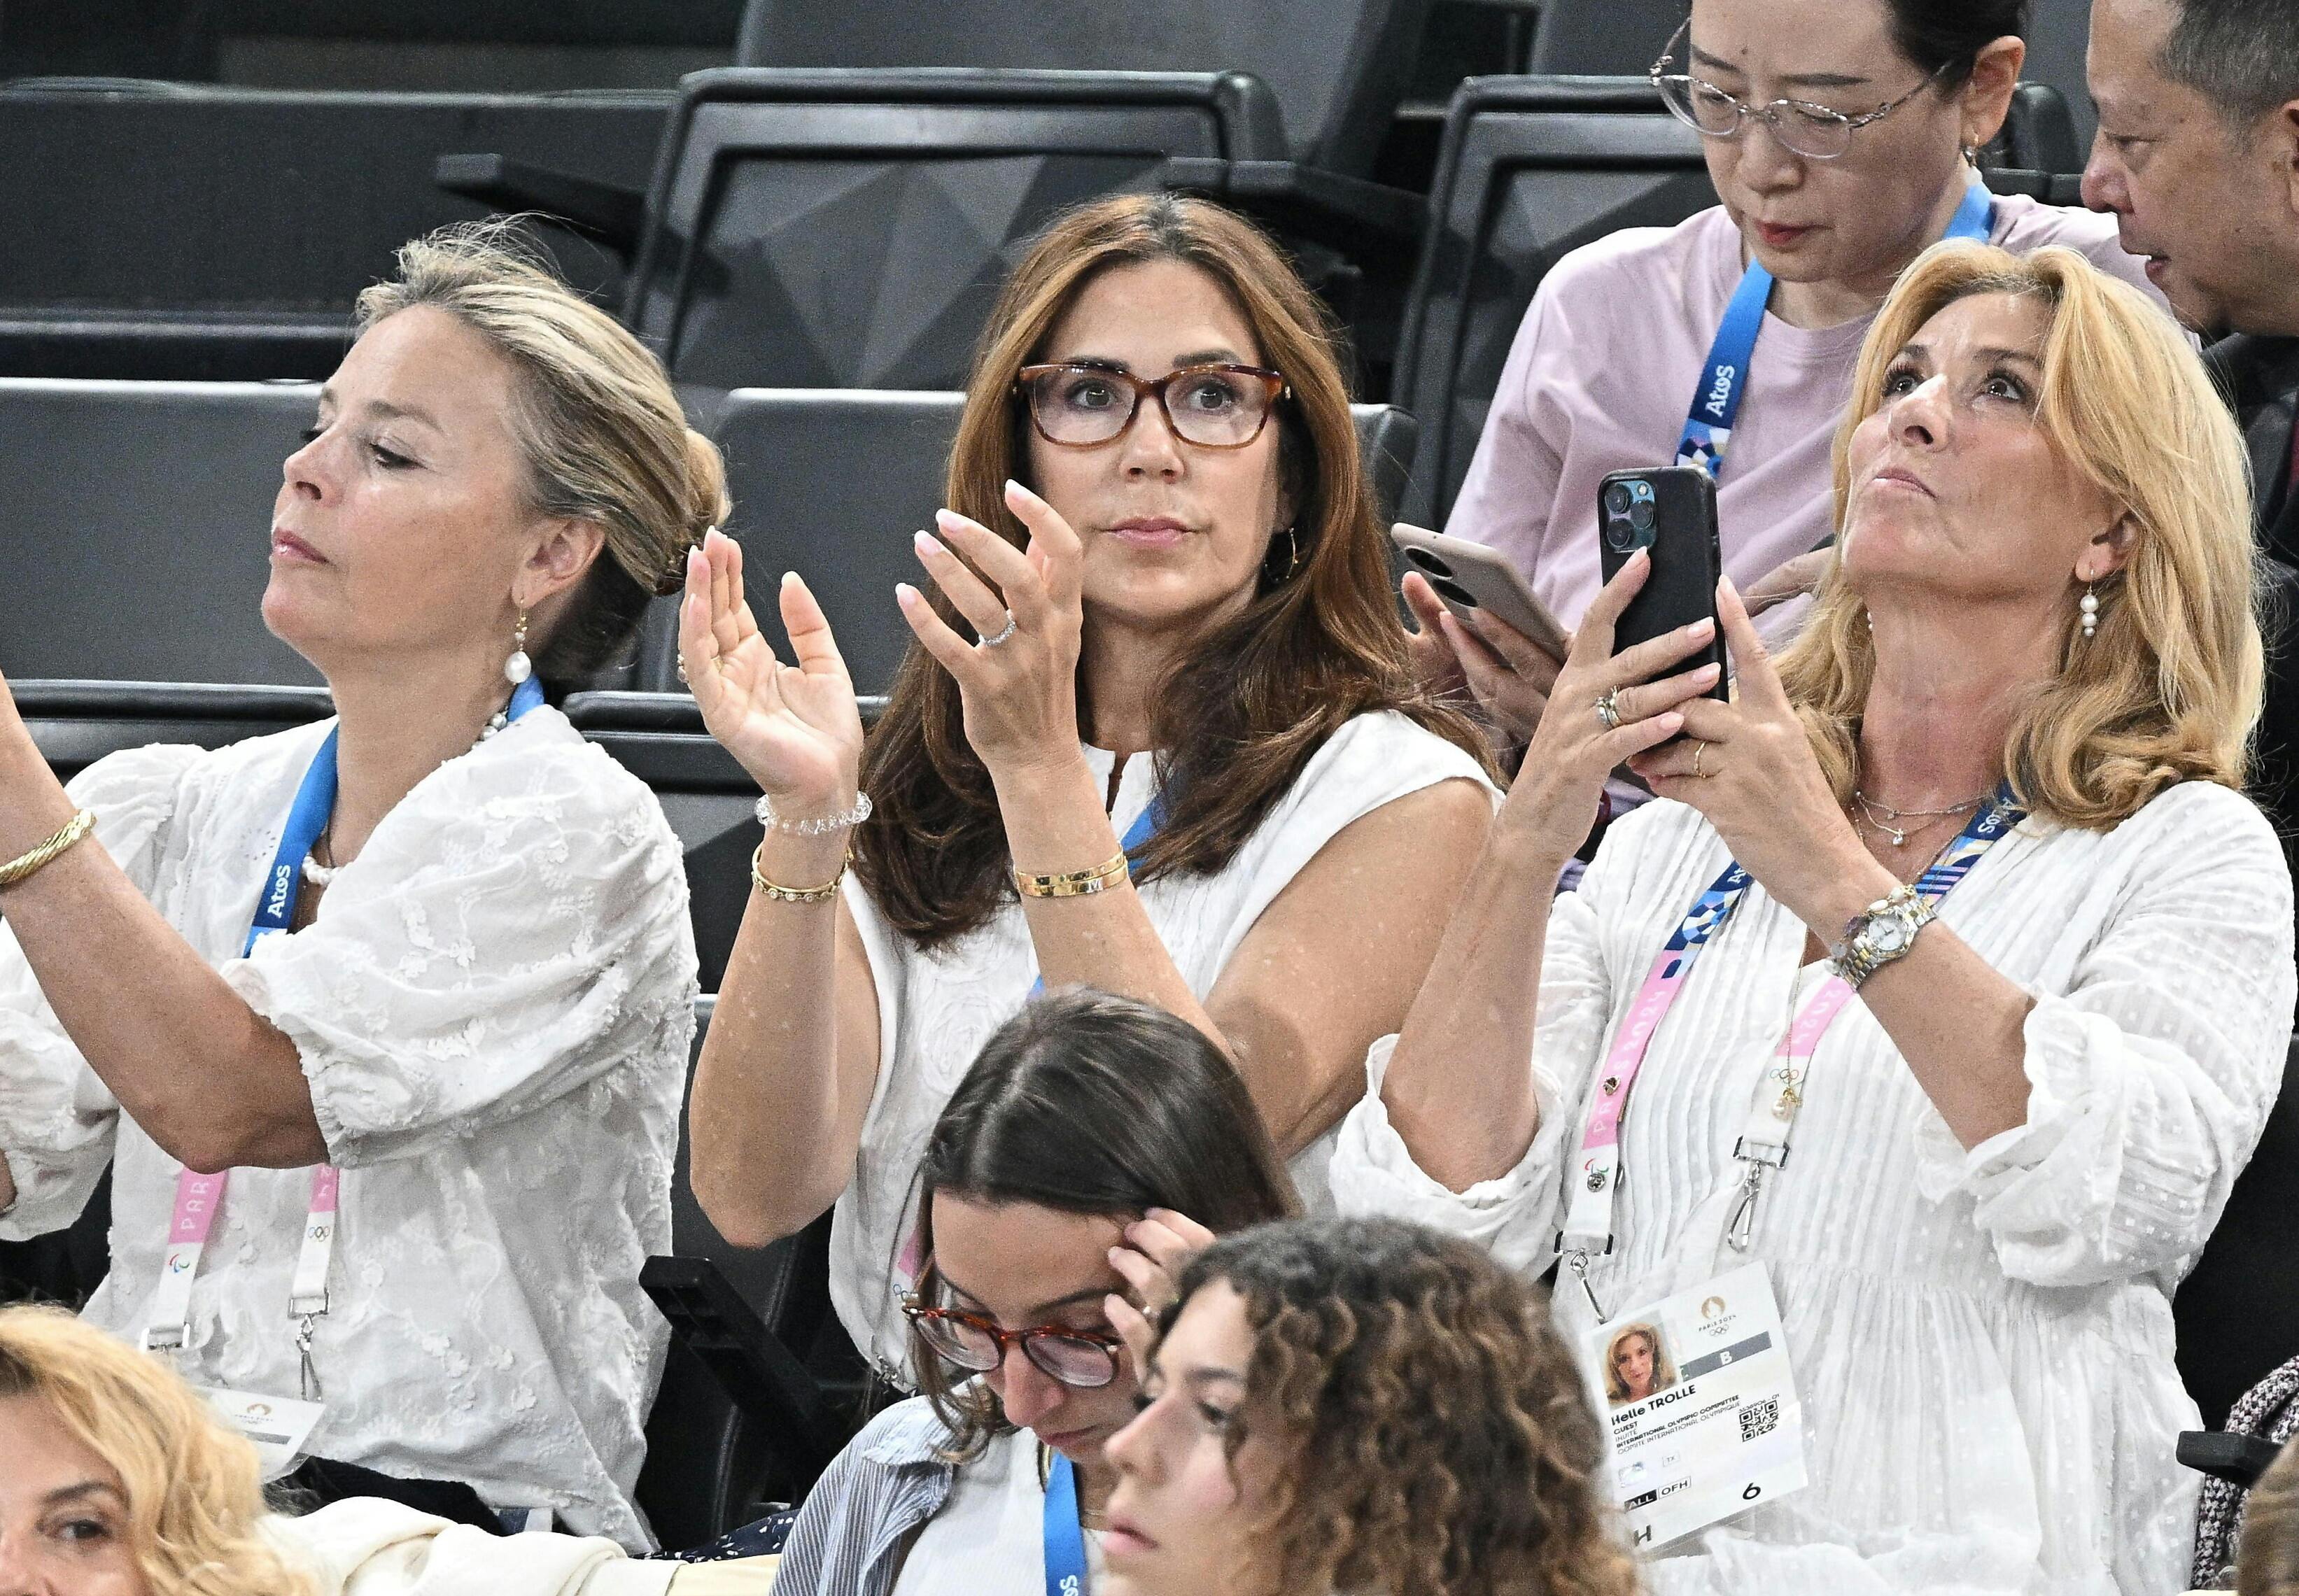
[1013,849,1131,900]
[0,809,97,890]
[756,791,872,836]
[752,841,850,904]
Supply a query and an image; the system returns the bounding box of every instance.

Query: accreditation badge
[1577,1264,1806,1550]
[197,1386,324,1480]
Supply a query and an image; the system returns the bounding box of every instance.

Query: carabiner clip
[1566,1248,1608,1320]
[1724,1161,1767,1253]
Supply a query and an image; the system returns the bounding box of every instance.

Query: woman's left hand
[1103,1208,1217,1383]
[1627,578,1869,931]
[897,479,1085,784]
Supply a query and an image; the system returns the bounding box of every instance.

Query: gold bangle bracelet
[1013,849,1131,900]
[0,809,97,890]
[752,841,850,904]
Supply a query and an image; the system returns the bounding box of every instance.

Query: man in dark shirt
[2083,0,2299,1448]
[2086,0,2299,849]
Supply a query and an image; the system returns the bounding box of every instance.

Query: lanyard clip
[1724,1160,1769,1253]
[1564,1249,1608,1321]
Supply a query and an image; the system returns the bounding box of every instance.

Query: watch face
[1871,919,1911,953]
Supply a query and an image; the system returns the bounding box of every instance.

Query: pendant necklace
[1851,786,1995,848]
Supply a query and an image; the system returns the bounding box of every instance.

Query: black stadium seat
[0,377,322,686]
[598,69,1419,394]
[1392,76,2091,528]
[0,82,670,381]
[731,0,1431,183]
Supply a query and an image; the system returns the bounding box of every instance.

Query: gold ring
[1692,740,1708,779]
[1594,688,1624,730]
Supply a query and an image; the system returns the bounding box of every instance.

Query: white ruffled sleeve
[1913,785,2296,1290]
[0,744,201,1238]
[223,736,697,1168]
[1329,859,1618,1276]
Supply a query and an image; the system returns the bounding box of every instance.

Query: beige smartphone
[1389,523,1570,661]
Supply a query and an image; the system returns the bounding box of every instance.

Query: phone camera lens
[1629,500,1657,532]
[1603,483,1633,516]
[1403,547,1453,579]
[1430,576,1480,608]
[1603,518,1637,553]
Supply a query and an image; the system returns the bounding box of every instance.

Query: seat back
[0,379,323,684]
[733,0,1428,177]
[1526,0,1682,73]
[2177,1038,2299,1432]
[624,69,1286,390]
[693,389,1423,697]
[1394,78,1713,528]
[0,83,667,381]
[638,994,848,1549]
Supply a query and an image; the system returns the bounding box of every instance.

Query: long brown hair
[909,987,1300,1460]
[854,194,1489,945]
[1160,1218,1641,1596]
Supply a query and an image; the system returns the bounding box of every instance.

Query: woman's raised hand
[1402,570,1568,747]
[1504,550,1723,864]
[678,529,866,812]
[1103,1208,1217,1385]
[1628,577,1868,927]
[897,479,1085,782]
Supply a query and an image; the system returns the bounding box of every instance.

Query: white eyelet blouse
[0,711,698,1548]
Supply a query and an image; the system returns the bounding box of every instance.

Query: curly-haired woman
[1100,1215,1640,1596]
[677,192,1496,1380]
[1340,242,2293,1590]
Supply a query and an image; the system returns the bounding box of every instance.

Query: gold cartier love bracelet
[751,841,850,904]
[0,809,97,890]
[1013,849,1131,900]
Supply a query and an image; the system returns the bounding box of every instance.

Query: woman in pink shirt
[1412,0,2163,751]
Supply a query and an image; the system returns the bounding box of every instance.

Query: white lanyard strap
[146,1165,341,1400]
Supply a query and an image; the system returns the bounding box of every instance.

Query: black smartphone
[1595,467,1726,698]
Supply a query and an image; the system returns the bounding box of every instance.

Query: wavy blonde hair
[0,1305,313,1596]
[1162,1218,1640,1596]
[1778,242,2263,828]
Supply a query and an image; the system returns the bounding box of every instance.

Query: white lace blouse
[834,710,1496,1377]
[1333,783,2294,1595]
[0,710,697,1548]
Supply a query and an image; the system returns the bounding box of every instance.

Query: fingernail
[1004,478,1028,499]
[894,582,918,603]
[782,570,800,587]
[1695,663,1721,681]
[1687,617,1715,638]
[1631,547,1650,566]
[1659,711,1685,731]
[913,529,939,556]
[934,507,964,530]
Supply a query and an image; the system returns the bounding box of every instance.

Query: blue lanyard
[1676,183,1995,479]
[1026,796,1165,998]
[1657,784,2018,994]
[245,677,544,957]
[1043,1452,1089,1596]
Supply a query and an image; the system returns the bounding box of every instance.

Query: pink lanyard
[1556,796,2020,1314]
[146,1165,341,1401]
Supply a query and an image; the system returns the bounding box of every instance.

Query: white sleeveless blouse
[833,711,1495,1375]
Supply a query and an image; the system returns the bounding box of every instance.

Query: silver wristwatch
[1828,884,1934,988]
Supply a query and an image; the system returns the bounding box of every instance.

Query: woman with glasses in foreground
[1412,0,2161,768]
[770,987,1298,1595]
[677,193,1496,1380]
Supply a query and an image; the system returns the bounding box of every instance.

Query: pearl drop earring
[505,612,533,684]
[2079,584,2098,640]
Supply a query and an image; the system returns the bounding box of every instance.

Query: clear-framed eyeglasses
[1648,19,1954,161]
[1015,363,1288,450]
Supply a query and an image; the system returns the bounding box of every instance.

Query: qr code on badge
[1738,1397,1780,1443]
